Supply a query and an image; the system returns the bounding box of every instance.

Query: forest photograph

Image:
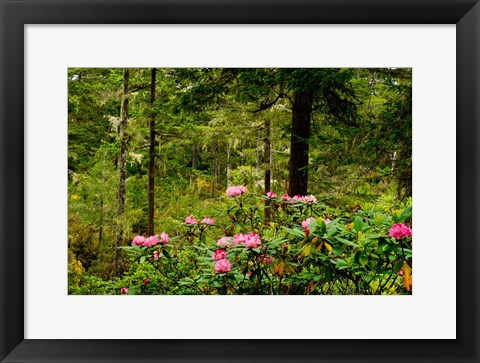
[68,67,412,295]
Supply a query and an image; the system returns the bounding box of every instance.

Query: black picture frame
[1,1,479,362]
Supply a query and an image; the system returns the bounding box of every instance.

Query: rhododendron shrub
[116,188,412,295]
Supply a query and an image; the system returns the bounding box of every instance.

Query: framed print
[1,0,479,362]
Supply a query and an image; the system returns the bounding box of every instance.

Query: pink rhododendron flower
[288,194,318,203]
[324,218,331,224]
[201,217,215,225]
[212,249,227,260]
[388,223,412,240]
[302,217,316,236]
[233,233,246,245]
[217,236,233,248]
[153,251,160,260]
[244,232,262,248]
[281,194,291,201]
[160,232,169,244]
[144,279,150,285]
[303,195,317,203]
[184,215,197,225]
[120,287,129,294]
[214,259,232,273]
[144,235,159,248]
[132,235,145,246]
[301,217,316,230]
[226,185,247,197]
[266,191,277,199]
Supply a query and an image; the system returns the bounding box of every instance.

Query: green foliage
[70,191,412,295]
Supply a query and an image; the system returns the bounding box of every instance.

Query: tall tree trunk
[99,198,103,246]
[147,68,156,236]
[256,129,260,171]
[263,117,272,223]
[288,90,313,196]
[226,143,231,186]
[270,141,274,188]
[115,68,129,276]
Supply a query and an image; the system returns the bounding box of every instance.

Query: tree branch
[129,84,150,94]
[251,93,284,113]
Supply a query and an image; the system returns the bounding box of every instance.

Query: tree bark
[115,68,129,276]
[99,198,103,246]
[288,90,313,196]
[226,143,231,186]
[256,129,261,170]
[263,117,272,223]
[147,68,156,236]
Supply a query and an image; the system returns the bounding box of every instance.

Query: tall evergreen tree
[147,68,156,235]
[115,68,129,275]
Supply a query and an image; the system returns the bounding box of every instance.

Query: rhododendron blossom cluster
[214,258,232,273]
[120,287,129,294]
[184,215,197,225]
[212,249,227,260]
[160,232,169,244]
[388,223,412,240]
[226,185,247,197]
[281,194,291,201]
[217,236,233,248]
[212,231,262,273]
[266,191,277,199]
[132,235,145,246]
[233,233,246,245]
[244,232,262,248]
[201,217,215,225]
[132,233,169,247]
[144,235,159,247]
[280,194,317,203]
[293,194,317,203]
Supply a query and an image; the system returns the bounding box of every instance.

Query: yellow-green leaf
[402,262,412,291]
[301,244,311,257]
